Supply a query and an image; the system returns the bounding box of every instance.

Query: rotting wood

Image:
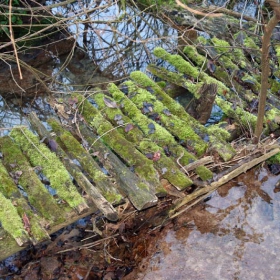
[0,136,65,224]
[90,91,194,190]
[0,204,98,262]
[180,156,214,173]
[169,146,280,219]
[129,71,236,162]
[72,93,165,195]
[28,112,119,222]
[107,83,214,179]
[0,191,30,247]
[186,83,217,124]
[77,124,159,210]
[0,161,50,244]
[47,117,124,206]
[10,127,89,214]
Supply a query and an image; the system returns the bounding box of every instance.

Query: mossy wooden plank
[10,127,88,214]
[0,136,64,224]
[92,92,193,189]
[129,71,236,161]
[78,124,159,209]
[0,161,49,244]
[0,192,30,247]
[108,83,213,179]
[0,204,98,261]
[28,112,118,221]
[47,118,123,206]
[72,93,164,195]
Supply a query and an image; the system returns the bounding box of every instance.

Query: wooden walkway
[2,19,280,258]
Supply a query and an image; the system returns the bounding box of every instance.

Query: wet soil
[1,166,280,280]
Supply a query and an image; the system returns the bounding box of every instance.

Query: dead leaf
[104,97,118,108]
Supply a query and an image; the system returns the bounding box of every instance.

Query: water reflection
[139,167,280,280]
[50,0,178,78]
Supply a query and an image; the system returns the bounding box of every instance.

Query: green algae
[10,127,86,209]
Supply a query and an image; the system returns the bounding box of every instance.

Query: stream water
[134,167,280,280]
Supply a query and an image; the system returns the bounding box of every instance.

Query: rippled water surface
[136,168,280,280]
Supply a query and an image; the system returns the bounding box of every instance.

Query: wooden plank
[28,112,119,221]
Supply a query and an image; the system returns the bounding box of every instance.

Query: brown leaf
[22,213,31,234]
[103,97,118,108]
[125,123,134,132]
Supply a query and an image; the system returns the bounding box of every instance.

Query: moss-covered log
[129,71,236,161]
[91,92,194,189]
[108,83,213,179]
[0,191,30,246]
[10,127,88,214]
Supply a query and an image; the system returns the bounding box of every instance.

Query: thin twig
[9,0,22,79]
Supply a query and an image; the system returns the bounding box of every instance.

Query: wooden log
[129,71,236,161]
[107,83,213,180]
[28,112,119,221]
[47,118,124,206]
[9,127,89,214]
[0,191,30,247]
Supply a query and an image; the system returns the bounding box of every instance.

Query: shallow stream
[134,168,280,280]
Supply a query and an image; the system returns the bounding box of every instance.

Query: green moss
[72,94,162,191]
[138,140,193,189]
[153,47,199,77]
[267,152,280,164]
[183,45,206,66]
[0,191,28,239]
[125,86,207,155]
[157,81,166,88]
[209,136,236,161]
[10,128,86,209]
[207,124,231,141]
[129,73,236,161]
[211,37,246,69]
[195,166,213,181]
[0,136,62,222]
[216,96,257,130]
[196,36,208,45]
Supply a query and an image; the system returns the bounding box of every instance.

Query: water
[137,168,280,280]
